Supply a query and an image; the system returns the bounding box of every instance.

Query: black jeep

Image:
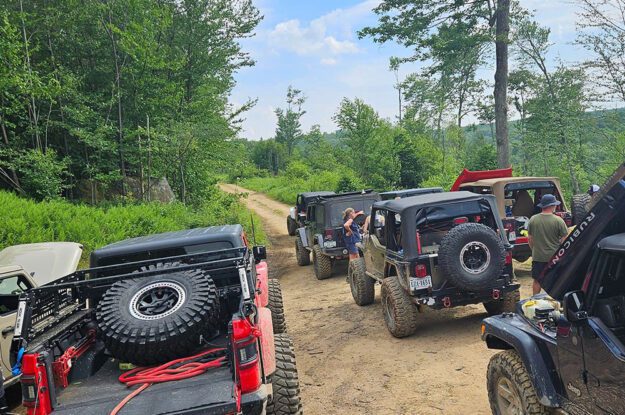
[294,190,380,280]
[349,191,520,338]
[286,191,335,236]
[482,163,625,415]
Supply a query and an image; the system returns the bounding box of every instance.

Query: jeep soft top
[481,163,625,415]
[379,187,443,200]
[11,226,301,415]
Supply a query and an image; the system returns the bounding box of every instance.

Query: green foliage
[275,86,306,156]
[0,188,265,258]
[7,149,71,200]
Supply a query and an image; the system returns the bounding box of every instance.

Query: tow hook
[443,297,451,308]
[492,289,501,300]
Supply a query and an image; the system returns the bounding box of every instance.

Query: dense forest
[238,1,625,204]
[0,0,259,204]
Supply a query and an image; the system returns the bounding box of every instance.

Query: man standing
[528,194,569,295]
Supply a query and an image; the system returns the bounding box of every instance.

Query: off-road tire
[268,279,287,334]
[487,350,549,415]
[312,245,332,280]
[483,288,520,316]
[266,333,303,415]
[572,193,591,226]
[286,216,298,236]
[96,263,218,366]
[295,236,310,266]
[348,258,374,306]
[438,223,506,292]
[381,277,418,338]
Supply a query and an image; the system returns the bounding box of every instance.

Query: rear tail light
[505,251,512,265]
[21,353,52,414]
[453,217,468,225]
[414,264,428,278]
[232,317,261,394]
[324,229,334,240]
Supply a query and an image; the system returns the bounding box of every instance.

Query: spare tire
[438,223,506,292]
[572,193,591,226]
[96,262,219,366]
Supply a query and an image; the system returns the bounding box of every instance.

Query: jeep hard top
[379,187,443,200]
[286,191,335,236]
[482,163,625,415]
[452,168,572,262]
[294,190,380,280]
[11,225,301,415]
[348,191,519,338]
[0,243,82,389]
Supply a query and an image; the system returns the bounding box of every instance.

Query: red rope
[110,348,226,415]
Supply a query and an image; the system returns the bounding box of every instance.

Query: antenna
[250,214,257,245]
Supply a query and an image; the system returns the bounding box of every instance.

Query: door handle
[2,326,14,337]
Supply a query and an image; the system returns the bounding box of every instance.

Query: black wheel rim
[130,281,186,320]
[460,241,491,274]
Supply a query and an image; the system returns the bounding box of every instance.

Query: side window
[372,210,387,245]
[387,212,403,252]
[307,206,315,223]
[316,206,324,223]
[0,275,32,314]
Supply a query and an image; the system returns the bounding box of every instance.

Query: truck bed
[52,359,237,415]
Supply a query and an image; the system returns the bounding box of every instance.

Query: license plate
[410,276,432,290]
[324,241,336,248]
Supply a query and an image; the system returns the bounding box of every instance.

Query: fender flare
[483,317,561,408]
[296,228,309,248]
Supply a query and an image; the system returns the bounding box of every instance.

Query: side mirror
[563,290,588,323]
[252,246,267,262]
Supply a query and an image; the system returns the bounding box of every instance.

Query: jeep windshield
[328,199,375,227]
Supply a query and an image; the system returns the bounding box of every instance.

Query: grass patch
[0,188,266,261]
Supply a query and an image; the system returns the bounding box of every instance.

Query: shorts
[532,261,547,280]
[346,241,359,255]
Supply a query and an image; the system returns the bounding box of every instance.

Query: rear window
[328,198,377,227]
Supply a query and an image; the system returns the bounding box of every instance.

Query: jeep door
[364,209,387,278]
[0,271,34,384]
[305,205,317,247]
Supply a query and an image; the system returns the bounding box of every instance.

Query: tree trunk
[494,0,510,168]
[19,0,41,151]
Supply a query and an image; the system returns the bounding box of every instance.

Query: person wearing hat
[343,208,364,261]
[528,194,569,295]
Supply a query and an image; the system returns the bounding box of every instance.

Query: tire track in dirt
[221,183,534,415]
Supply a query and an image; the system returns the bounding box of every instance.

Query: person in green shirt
[528,193,569,295]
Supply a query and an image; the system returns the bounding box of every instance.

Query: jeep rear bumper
[410,281,520,309]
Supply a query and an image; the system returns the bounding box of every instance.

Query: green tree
[275,86,306,156]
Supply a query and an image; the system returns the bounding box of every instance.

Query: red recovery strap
[450,167,513,191]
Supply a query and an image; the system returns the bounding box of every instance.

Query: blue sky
[231,0,584,140]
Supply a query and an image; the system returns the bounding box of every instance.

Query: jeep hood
[0,242,83,286]
[540,163,625,299]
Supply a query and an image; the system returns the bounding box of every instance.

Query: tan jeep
[451,168,572,262]
[0,242,82,387]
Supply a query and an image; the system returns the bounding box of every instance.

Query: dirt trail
[221,184,533,415]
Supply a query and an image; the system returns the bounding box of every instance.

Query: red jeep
[11,225,301,415]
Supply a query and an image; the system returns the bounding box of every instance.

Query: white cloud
[265,0,381,59]
[320,57,338,66]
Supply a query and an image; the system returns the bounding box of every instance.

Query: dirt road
[221,184,534,415]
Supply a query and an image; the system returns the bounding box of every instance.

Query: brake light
[21,353,52,415]
[232,317,261,394]
[414,264,428,278]
[505,251,512,265]
[324,229,334,240]
[454,217,468,225]
[416,232,422,254]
